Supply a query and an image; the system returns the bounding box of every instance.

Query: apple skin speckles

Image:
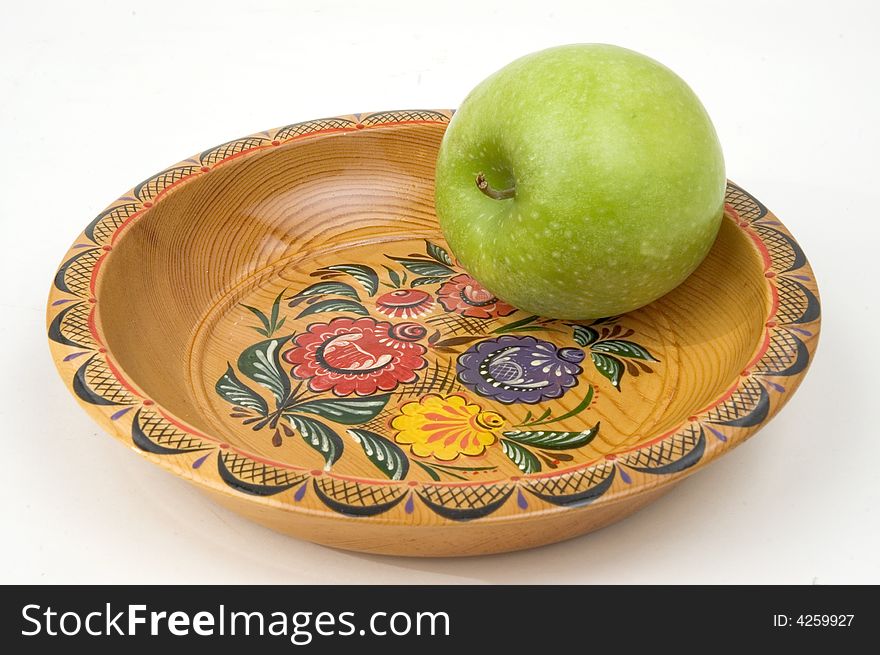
[435,43,726,320]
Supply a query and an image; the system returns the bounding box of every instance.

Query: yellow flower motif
[391,394,505,461]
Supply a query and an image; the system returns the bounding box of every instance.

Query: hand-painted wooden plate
[47,110,820,556]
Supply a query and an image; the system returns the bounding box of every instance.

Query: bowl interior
[97,123,768,480]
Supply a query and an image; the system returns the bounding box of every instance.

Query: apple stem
[476,172,515,200]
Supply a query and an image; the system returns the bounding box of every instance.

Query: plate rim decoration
[46,109,821,543]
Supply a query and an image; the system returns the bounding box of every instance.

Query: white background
[2,0,878,584]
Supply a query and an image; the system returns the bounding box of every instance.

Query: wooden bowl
[47,110,820,556]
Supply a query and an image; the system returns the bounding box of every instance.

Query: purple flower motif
[456,335,584,404]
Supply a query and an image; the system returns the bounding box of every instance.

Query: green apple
[435,44,725,320]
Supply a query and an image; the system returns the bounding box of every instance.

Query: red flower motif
[436,274,517,319]
[282,317,428,396]
[375,288,435,319]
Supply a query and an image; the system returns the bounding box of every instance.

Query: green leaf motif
[531,408,552,423]
[269,289,283,329]
[502,422,600,450]
[425,241,454,266]
[316,265,379,297]
[347,428,409,480]
[501,439,541,473]
[523,386,594,426]
[241,304,271,334]
[590,315,621,326]
[242,289,286,337]
[414,460,442,481]
[291,281,361,302]
[382,264,402,288]
[494,315,539,334]
[290,394,391,425]
[237,336,292,405]
[410,276,450,287]
[386,256,455,277]
[571,324,599,346]
[296,298,369,319]
[215,364,268,416]
[288,415,343,470]
[591,353,624,390]
[591,339,657,361]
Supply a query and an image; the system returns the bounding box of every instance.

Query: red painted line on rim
[86,307,104,348]
[745,328,773,370]
[226,446,310,471]
[208,142,288,170]
[88,252,107,295]
[322,471,409,485]
[361,119,449,128]
[108,209,146,245]
[768,281,779,319]
[525,459,603,480]
[102,354,142,397]
[153,407,216,441]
